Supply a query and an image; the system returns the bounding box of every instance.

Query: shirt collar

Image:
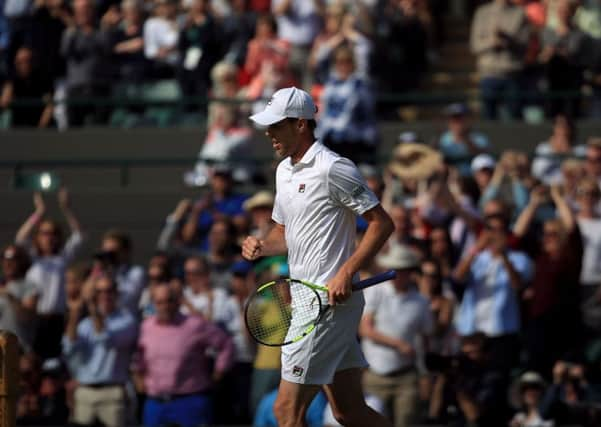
[288,141,323,169]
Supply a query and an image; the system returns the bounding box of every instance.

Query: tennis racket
[244,270,395,347]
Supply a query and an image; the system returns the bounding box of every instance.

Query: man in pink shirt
[135,285,234,427]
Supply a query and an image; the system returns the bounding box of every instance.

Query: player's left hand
[327,270,353,306]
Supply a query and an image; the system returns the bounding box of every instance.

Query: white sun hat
[249,87,317,127]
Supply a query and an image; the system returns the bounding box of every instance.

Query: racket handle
[352,270,396,291]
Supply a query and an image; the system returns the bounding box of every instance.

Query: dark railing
[0,88,590,124]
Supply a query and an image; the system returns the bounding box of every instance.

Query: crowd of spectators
[1,102,601,427]
[2,0,600,130]
[2,1,601,427]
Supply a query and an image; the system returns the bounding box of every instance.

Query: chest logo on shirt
[298,183,306,193]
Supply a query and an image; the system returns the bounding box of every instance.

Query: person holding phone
[453,214,533,374]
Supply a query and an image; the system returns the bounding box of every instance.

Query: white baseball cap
[471,154,496,173]
[249,87,317,127]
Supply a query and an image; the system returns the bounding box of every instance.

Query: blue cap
[231,260,253,275]
[445,103,470,116]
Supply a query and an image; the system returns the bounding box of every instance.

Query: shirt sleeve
[272,191,285,225]
[107,313,139,350]
[62,231,84,262]
[511,252,534,283]
[327,158,379,216]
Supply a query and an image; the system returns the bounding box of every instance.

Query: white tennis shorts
[281,292,367,385]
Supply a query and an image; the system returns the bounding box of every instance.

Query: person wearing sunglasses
[514,182,582,377]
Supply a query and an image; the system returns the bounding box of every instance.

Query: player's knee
[273,395,293,423]
[331,402,369,427]
[274,395,306,426]
[331,407,349,426]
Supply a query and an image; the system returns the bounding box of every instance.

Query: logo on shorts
[298,183,306,193]
[292,366,304,377]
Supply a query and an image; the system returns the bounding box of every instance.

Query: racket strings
[245,279,322,346]
[245,279,293,345]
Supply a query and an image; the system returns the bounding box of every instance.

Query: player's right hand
[242,236,263,261]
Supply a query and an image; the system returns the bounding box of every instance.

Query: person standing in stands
[16,189,83,359]
[470,0,529,119]
[359,245,433,427]
[63,276,138,427]
[60,0,112,126]
[98,229,145,315]
[135,285,234,427]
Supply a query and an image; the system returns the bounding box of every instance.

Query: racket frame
[244,270,396,347]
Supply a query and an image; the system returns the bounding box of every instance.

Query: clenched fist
[242,236,264,261]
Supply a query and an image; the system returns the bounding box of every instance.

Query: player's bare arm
[242,223,287,260]
[327,204,394,305]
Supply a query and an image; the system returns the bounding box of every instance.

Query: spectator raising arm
[58,188,82,234]
[550,184,575,232]
[513,185,547,239]
[15,192,46,245]
[156,198,191,251]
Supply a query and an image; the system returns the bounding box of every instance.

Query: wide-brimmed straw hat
[376,244,420,270]
[243,191,274,211]
[388,143,443,180]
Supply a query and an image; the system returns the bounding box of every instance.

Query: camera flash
[40,173,52,190]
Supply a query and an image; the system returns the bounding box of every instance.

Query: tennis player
[243,87,394,427]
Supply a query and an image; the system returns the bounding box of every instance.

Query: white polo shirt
[272,142,379,306]
[362,284,433,375]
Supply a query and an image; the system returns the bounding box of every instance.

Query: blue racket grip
[352,270,396,291]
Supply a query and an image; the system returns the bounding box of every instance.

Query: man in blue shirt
[63,275,138,427]
[453,214,533,373]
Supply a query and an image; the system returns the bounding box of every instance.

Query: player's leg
[273,379,321,427]
[323,367,393,427]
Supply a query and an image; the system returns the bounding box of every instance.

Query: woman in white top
[15,189,83,358]
[0,244,38,352]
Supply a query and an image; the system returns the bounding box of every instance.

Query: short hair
[334,43,355,59]
[94,275,118,293]
[587,137,601,150]
[210,61,238,85]
[66,261,91,282]
[461,332,487,349]
[256,13,277,34]
[151,283,178,302]
[185,255,209,272]
[577,177,601,198]
[2,244,31,277]
[485,213,511,231]
[102,229,132,252]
